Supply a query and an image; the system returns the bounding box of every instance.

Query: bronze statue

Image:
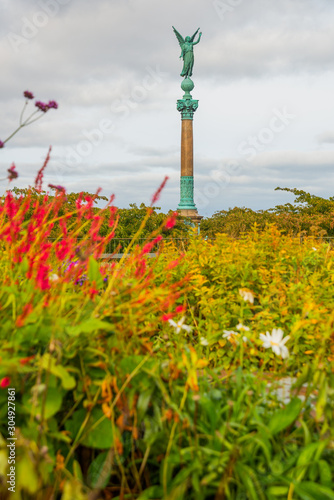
[172,27,202,78]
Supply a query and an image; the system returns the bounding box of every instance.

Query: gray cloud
[1,0,334,216]
[316,131,334,144]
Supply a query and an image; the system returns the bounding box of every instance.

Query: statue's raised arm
[190,28,200,42]
[172,26,202,79]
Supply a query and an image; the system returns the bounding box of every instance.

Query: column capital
[177,98,198,120]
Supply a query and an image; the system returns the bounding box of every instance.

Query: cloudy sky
[1,0,334,217]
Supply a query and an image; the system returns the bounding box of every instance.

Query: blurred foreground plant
[0,90,58,149]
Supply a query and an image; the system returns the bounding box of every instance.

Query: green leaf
[66,318,114,336]
[319,460,333,488]
[16,456,39,493]
[294,481,334,500]
[39,354,76,390]
[65,408,115,449]
[0,450,8,476]
[2,293,16,310]
[88,256,104,289]
[87,450,113,489]
[268,398,302,435]
[22,387,62,419]
[48,431,72,444]
[236,463,266,500]
[137,389,153,421]
[72,460,84,483]
[200,471,218,486]
[21,256,29,274]
[61,479,86,500]
[137,486,163,500]
[267,486,289,497]
[316,380,328,421]
[296,441,327,481]
[299,419,312,446]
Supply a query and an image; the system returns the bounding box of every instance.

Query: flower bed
[0,198,333,499]
[0,92,333,499]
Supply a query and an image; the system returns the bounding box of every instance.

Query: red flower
[35,146,51,191]
[135,258,147,278]
[20,355,35,365]
[36,264,50,290]
[167,260,179,270]
[165,211,178,230]
[16,303,34,328]
[0,377,10,389]
[162,313,174,322]
[55,239,73,260]
[141,235,163,255]
[89,287,99,299]
[151,176,169,206]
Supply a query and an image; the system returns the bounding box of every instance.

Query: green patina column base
[178,175,197,210]
[178,203,197,210]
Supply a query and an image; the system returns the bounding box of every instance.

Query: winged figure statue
[172,26,202,78]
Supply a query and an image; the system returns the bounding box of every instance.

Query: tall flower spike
[151,176,169,206]
[35,146,52,191]
[165,211,178,230]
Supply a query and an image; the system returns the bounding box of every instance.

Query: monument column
[173,26,203,224]
[177,78,198,216]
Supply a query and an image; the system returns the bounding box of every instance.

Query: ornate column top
[177,77,198,120]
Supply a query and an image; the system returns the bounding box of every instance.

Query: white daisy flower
[223,330,237,340]
[168,317,192,334]
[239,289,254,304]
[236,323,250,331]
[200,337,209,346]
[259,328,290,359]
[223,330,248,344]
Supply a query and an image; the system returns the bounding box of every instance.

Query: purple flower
[48,183,65,192]
[0,141,4,149]
[24,90,34,100]
[47,100,58,109]
[35,101,48,112]
[66,261,78,272]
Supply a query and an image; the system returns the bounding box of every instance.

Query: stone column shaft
[181,120,193,177]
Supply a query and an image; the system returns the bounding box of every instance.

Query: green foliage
[200,188,334,237]
[10,188,190,241]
